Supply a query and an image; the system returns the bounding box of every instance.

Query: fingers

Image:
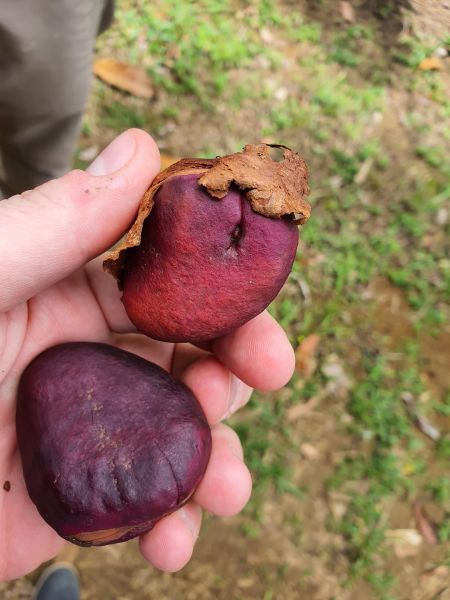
[181,356,253,423]
[212,311,295,391]
[112,332,174,372]
[139,503,202,572]
[179,311,294,421]
[84,254,134,334]
[112,331,254,424]
[108,311,290,574]
[193,424,251,516]
[1,452,66,581]
[0,129,160,311]
[138,424,251,572]
[170,343,210,379]
[110,311,293,422]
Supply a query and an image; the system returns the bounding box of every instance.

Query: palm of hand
[0,259,256,580]
[1,266,134,578]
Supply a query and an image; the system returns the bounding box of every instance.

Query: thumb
[0,129,160,312]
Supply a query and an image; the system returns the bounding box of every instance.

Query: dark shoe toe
[32,564,80,600]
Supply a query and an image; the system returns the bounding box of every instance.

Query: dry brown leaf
[413,501,439,545]
[295,334,321,378]
[199,144,310,220]
[340,1,355,22]
[419,57,444,71]
[93,58,154,99]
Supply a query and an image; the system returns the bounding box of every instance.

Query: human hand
[0,130,295,581]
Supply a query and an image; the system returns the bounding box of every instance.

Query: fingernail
[87,130,136,176]
[222,374,252,420]
[178,506,199,540]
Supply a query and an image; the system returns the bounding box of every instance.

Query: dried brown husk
[103,143,310,282]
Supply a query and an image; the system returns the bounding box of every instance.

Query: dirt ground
[1,0,449,599]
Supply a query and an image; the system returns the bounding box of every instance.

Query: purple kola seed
[16,342,212,546]
[103,143,311,345]
[121,173,300,343]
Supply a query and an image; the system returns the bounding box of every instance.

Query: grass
[105,0,277,108]
[427,477,450,505]
[329,24,374,68]
[325,354,430,593]
[232,380,312,518]
[85,2,450,598]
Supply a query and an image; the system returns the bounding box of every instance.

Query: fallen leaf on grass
[93,58,155,99]
[413,501,439,545]
[419,57,444,71]
[295,334,320,378]
[339,1,355,23]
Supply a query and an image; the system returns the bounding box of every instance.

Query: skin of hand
[0,129,295,581]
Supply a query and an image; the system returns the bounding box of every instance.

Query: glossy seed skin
[16,342,212,546]
[122,173,299,343]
